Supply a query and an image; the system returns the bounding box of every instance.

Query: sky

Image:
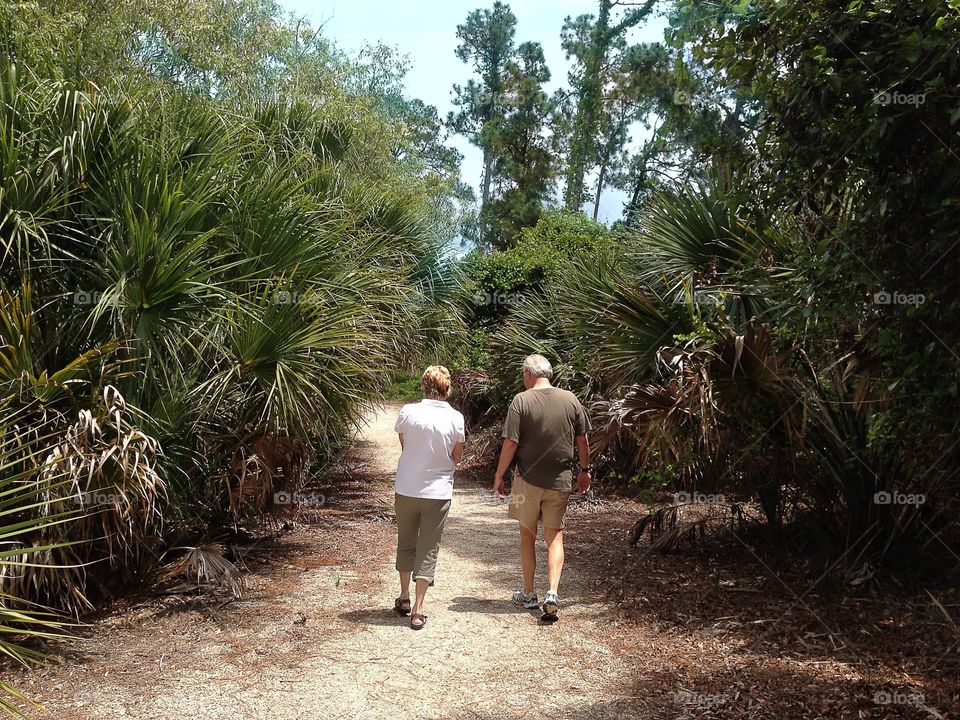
[279,0,670,224]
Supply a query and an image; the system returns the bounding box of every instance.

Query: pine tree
[486,42,556,248]
[448,2,517,245]
[561,0,657,211]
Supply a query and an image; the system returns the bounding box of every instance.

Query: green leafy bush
[460,209,617,330]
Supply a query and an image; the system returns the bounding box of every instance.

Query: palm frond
[159,543,245,598]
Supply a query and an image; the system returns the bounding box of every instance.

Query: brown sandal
[410,613,427,630]
[394,597,411,615]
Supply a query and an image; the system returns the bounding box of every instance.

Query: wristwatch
[579,465,592,473]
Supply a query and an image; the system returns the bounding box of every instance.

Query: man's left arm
[575,434,591,494]
[574,400,592,494]
[493,439,518,499]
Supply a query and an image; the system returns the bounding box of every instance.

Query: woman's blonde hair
[421,365,451,400]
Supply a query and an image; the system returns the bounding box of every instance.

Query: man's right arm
[493,397,521,499]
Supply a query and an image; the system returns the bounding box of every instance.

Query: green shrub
[459,209,618,349]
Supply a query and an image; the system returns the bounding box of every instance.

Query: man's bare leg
[519,524,537,594]
[544,527,564,594]
[399,570,411,600]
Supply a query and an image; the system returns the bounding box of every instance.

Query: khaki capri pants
[394,493,451,583]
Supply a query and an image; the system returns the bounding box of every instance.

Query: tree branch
[610,0,658,35]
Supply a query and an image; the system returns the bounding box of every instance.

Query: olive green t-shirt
[502,386,591,492]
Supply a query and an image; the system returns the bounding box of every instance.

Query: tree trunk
[564,1,612,211]
[592,161,607,221]
[479,146,494,242]
[480,147,493,207]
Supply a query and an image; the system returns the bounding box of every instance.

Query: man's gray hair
[522,353,553,380]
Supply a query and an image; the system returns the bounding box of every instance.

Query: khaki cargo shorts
[507,474,570,530]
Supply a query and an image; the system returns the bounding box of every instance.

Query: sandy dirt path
[12,404,642,720]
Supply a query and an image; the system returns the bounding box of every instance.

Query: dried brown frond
[159,543,245,597]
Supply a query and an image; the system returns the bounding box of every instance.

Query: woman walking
[393,365,465,629]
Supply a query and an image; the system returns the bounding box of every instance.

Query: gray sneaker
[542,590,560,619]
[512,590,539,609]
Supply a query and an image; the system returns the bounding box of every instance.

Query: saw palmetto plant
[13,386,164,614]
[0,411,77,719]
[593,321,806,510]
[483,177,822,533]
[0,14,452,649]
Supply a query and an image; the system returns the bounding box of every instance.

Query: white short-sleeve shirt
[394,399,465,499]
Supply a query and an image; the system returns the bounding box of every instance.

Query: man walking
[492,354,591,621]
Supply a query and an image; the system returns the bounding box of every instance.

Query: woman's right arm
[451,440,464,464]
